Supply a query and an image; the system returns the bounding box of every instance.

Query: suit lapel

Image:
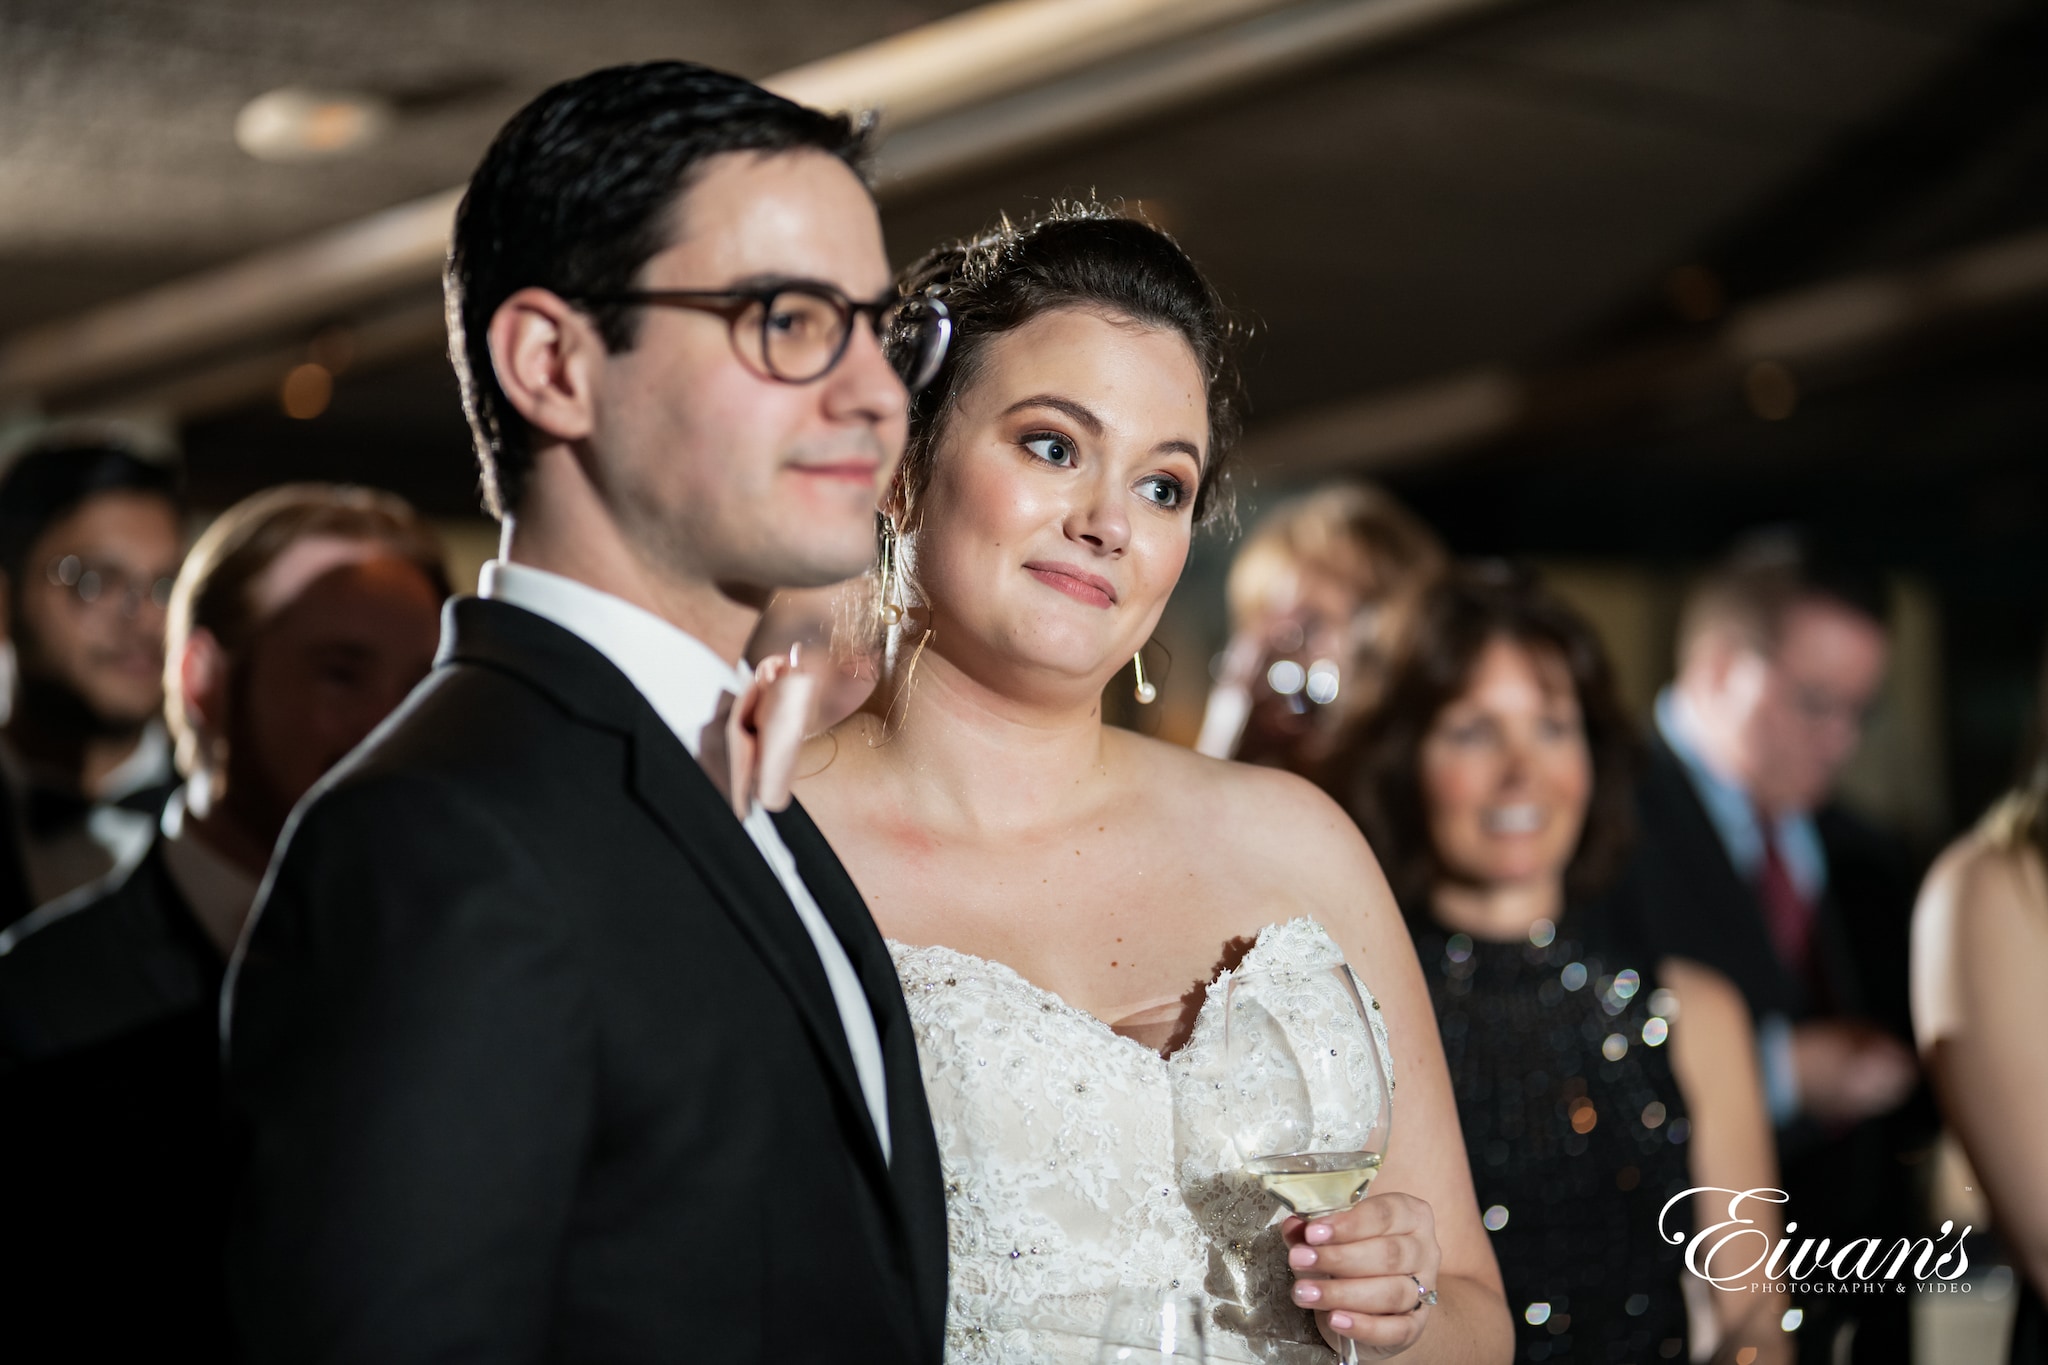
[772,798,951,1342]
[443,598,887,1175]
[1647,736,1809,1016]
[621,716,888,1174]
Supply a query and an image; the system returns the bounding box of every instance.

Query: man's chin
[82,694,164,736]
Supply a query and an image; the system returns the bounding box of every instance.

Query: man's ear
[487,288,603,444]
[178,627,230,745]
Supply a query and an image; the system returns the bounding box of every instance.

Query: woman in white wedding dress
[793,208,1509,1364]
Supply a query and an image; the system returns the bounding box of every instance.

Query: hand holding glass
[1223,963,1392,1362]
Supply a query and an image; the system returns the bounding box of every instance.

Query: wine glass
[1095,1286,1208,1363]
[1223,962,1392,1364]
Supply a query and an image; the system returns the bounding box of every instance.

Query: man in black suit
[1611,534,1928,1364]
[223,63,955,1365]
[0,436,186,919]
[0,484,447,1360]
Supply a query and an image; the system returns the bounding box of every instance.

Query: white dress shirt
[479,560,891,1161]
[159,785,263,959]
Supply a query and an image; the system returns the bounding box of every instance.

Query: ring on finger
[1408,1274,1438,1311]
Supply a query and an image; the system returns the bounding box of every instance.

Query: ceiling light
[236,87,392,162]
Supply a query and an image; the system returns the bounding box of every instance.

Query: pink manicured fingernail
[1289,1246,1317,1269]
[1330,1313,1354,1332]
[1305,1221,1334,1245]
[1294,1282,1322,1305]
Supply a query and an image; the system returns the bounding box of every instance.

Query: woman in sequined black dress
[1334,567,1791,1365]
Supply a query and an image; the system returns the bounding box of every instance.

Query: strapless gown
[889,918,1394,1364]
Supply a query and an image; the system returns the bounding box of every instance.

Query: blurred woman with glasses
[1196,482,1445,768]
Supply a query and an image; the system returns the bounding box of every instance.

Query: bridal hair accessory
[1408,1275,1438,1311]
[1132,650,1157,704]
[876,512,906,626]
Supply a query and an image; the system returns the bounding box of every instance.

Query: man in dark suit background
[0,484,447,1361]
[0,435,186,920]
[223,62,954,1364]
[1612,532,1929,1364]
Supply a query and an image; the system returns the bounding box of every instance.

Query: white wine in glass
[1224,962,1392,1362]
[1242,1150,1383,1217]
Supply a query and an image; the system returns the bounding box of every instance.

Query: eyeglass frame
[43,553,176,616]
[572,279,952,393]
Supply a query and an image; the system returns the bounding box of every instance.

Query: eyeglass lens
[747,290,949,392]
[49,555,174,611]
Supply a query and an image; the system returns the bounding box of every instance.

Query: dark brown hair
[892,203,1242,529]
[165,484,450,774]
[1332,563,1638,914]
[447,61,871,517]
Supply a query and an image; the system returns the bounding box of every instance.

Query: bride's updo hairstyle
[890,203,1243,530]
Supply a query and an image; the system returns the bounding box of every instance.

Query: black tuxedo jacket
[225,597,947,1365]
[0,774,30,930]
[1604,730,1936,1280]
[1611,731,1917,1040]
[0,840,236,1360]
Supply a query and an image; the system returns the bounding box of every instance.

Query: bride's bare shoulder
[1113,731,1383,891]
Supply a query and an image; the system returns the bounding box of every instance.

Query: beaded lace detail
[889,918,1394,1364]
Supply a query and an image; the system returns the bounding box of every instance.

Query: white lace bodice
[889,918,1394,1364]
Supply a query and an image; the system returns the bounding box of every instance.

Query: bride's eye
[1136,474,1189,510]
[1021,433,1076,467]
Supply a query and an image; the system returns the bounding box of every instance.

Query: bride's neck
[864,635,1115,834]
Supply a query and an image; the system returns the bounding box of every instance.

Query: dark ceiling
[26,0,2007,518]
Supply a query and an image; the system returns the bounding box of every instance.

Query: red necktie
[1756,813,1814,978]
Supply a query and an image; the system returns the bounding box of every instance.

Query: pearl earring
[876,513,905,626]
[1132,651,1157,704]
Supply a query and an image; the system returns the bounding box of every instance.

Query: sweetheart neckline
[887,916,1333,1066]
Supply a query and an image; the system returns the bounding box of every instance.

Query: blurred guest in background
[1911,644,2048,1365]
[0,436,185,920]
[0,483,447,1361]
[1609,531,1926,1364]
[1196,482,1444,765]
[1341,564,1786,1365]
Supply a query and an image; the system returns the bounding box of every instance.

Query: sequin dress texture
[889,918,1393,1365]
[1413,915,1693,1365]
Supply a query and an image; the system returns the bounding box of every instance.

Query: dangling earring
[876,512,905,626]
[1132,650,1157,704]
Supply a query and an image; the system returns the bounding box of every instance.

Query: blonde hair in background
[163,484,450,776]
[1226,482,1447,730]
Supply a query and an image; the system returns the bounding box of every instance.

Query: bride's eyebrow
[1001,394,1101,435]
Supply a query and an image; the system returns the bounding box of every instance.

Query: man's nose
[822,315,908,424]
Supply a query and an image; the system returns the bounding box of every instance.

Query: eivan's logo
[1659,1188,1974,1294]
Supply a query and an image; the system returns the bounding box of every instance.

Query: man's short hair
[163,484,450,776]
[0,437,184,596]
[1676,528,1890,666]
[445,60,873,519]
